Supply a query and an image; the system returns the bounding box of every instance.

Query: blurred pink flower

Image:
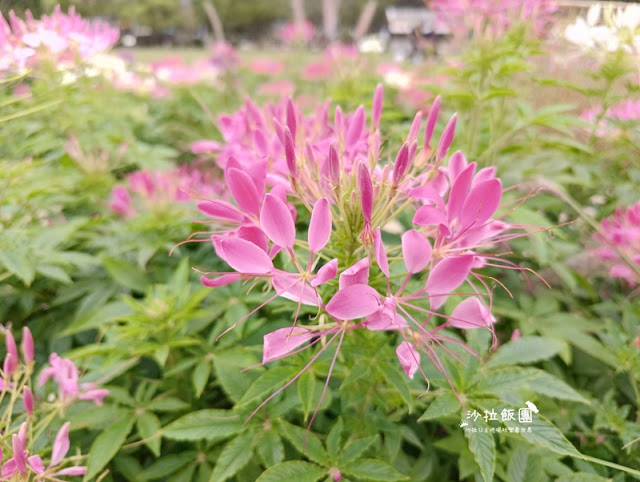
[38,353,109,406]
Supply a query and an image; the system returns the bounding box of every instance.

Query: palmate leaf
[487,336,566,367]
[418,392,460,421]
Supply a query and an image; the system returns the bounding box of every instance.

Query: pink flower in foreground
[594,200,640,286]
[191,85,539,425]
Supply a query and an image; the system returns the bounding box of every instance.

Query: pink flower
[396,342,420,379]
[1,423,45,477]
[38,353,109,406]
[594,201,640,286]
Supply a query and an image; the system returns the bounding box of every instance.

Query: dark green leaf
[256,461,325,482]
[83,416,135,481]
[210,432,255,482]
[342,459,408,481]
[163,409,243,441]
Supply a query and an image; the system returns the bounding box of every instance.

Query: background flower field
[0,1,639,481]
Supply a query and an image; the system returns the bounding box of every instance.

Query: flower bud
[407,111,422,144]
[424,95,442,148]
[436,113,457,163]
[5,331,18,362]
[392,143,410,186]
[23,386,33,414]
[358,163,373,224]
[286,98,297,140]
[283,127,298,179]
[22,327,34,364]
[371,84,384,129]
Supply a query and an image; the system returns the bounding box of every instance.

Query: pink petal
[272,273,319,306]
[325,284,381,320]
[447,162,476,223]
[339,258,370,289]
[190,140,220,154]
[12,435,26,473]
[1,459,17,477]
[365,298,408,331]
[78,389,109,406]
[263,327,315,363]
[450,297,496,329]
[374,227,389,277]
[54,466,87,476]
[200,274,243,288]
[460,179,502,229]
[448,151,468,182]
[217,238,273,274]
[311,259,338,287]
[409,185,445,210]
[27,455,44,474]
[396,341,420,379]
[413,205,448,228]
[236,226,269,252]
[286,98,297,139]
[402,230,432,274]
[425,255,474,310]
[308,198,332,253]
[197,200,245,223]
[51,422,70,466]
[226,167,261,216]
[260,194,296,249]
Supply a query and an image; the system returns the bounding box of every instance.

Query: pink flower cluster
[431,0,557,39]
[1,327,106,478]
[582,99,640,137]
[194,85,525,419]
[279,20,315,44]
[0,5,119,73]
[594,201,640,285]
[110,166,225,218]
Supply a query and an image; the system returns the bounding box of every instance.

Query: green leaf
[278,419,328,465]
[102,255,149,292]
[163,409,243,441]
[530,372,589,404]
[507,448,541,482]
[326,418,343,460]
[213,350,260,403]
[342,459,408,481]
[298,371,317,421]
[146,397,189,412]
[37,265,72,284]
[464,422,495,482]
[83,416,135,481]
[193,359,211,398]
[377,361,413,411]
[137,411,161,457]
[556,474,611,482]
[418,392,460,421]
[237,366,298,407]
[256,431,284,467]
[339,436,379,464]
[0,246,34,285]
[473,368,539,394]
[503,416,580,457]
[488,337,566,367]
[137,452,197,481]
[256,461,325,482]
[210,432,255,482]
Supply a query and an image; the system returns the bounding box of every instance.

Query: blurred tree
[0,0,43,15]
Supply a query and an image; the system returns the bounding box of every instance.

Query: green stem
[579,454,640,478]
